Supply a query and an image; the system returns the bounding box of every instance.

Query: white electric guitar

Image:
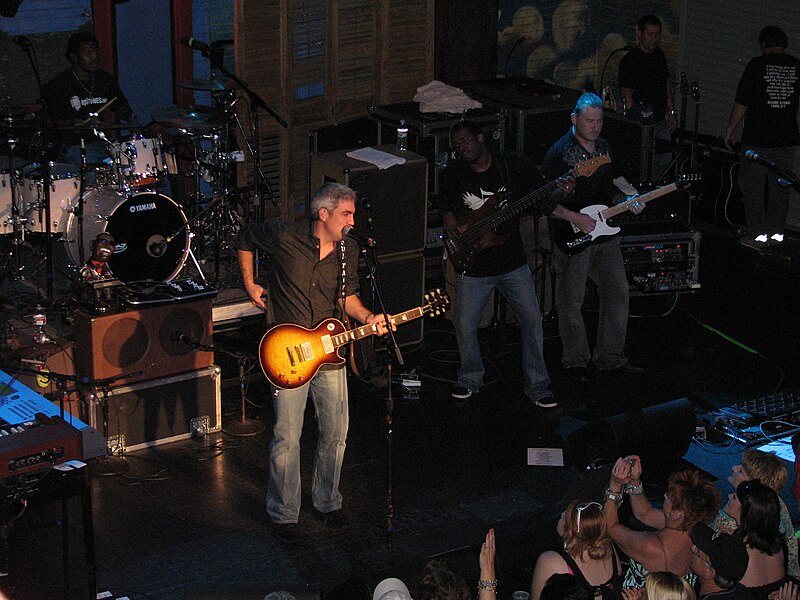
[563,174,701,251]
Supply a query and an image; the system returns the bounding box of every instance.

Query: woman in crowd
[604,456,720,588]
[530,500,622,600]
[712,449,798,577]
[725,479,787,599]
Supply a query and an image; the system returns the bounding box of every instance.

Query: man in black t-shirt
[725,26,800,247]
[42,32,135,165]
[440,120,585,409]
[618,14,676,128]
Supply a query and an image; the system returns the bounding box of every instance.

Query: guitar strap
[338,239,351,329]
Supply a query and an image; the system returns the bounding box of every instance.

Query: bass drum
[63,189,190,282]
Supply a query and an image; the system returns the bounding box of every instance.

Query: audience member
[712,449,798,577]
[531,500,622,600]
[374,577,413,600]
[689,523,751,600]
[540,573,592,600]
[644,572,696,600]
[416,557,470,600]
[726,480,788,599]
[604,456,720,588]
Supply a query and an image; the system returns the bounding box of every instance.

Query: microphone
[172,332,197,347]
[13,36,31,49]
[180,36,211,53]
[744,149,776,168]
[342,225,377,248]
[149,240,167,257]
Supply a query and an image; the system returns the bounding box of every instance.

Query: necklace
[72,70,95,95]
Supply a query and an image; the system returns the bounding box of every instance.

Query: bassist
[439,120,584,409]
[542,93,647,383]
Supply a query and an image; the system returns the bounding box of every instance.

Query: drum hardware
[178,77,241,91]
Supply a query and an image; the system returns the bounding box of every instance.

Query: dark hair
[637,14,662,32]
[66,31,99,61]
[759,26,788,50]
[736,479,783,555]
[572,92,603,117]
[666,469,720,531]
[540,574,591,600]
[450,119,483,140]
[416,558,470,600]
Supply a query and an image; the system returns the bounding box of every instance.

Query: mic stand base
[222,358,265,437]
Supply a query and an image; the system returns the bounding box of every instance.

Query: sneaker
[315,509,348,529]
[770,233,784,243]
[613,361,649,375]
[755,234,769,243]
[533,395,558,409]
[451,384,473,400]
[271,522,306,544]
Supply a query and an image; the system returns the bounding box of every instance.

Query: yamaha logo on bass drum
[129,202,157,213]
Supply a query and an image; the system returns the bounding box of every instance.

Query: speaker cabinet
[310,145,428,258]
[359,252,425,347]
[73,300,214,384]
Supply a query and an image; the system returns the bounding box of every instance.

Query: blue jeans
[738,145,797,238]
[267,366,349,524]
[453,264,551,400]
[551,238,629,370]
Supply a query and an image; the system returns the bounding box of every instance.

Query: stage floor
[1,226,799,600]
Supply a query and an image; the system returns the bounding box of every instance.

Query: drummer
[42,31,138,166]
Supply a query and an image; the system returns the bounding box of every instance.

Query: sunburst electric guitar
[258,289,450,389]
[444,155,610,273]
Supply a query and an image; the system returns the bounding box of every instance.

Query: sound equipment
[0,414,82,478]
[561,398,695,468]
[602,111,657,184]
[700,388,800,446]
[0,369,106,459]
[463,77,580,165]
[367,102,505,197]
[361,252,426,347]
[310,146,428,258]
[609,188,691,231]
[85,365,222,453]
[620,230,701,295]
[72,298,214,384]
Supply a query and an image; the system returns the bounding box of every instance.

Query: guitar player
[542,93,648,384]
[236,182,390,544]
[439,120,587,410]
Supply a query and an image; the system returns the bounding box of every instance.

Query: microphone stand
[192,45,283,207]
[599,46,632,102]
[358,230,402,550]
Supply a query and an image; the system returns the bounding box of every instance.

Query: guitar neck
[601,183,677,220]
[479,179,561,232]
[331,306,427,349]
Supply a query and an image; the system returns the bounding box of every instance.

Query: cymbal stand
[2,116,27,282]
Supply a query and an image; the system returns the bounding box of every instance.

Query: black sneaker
[271,522,306,544]
[534,395,558,409]
[565,366,589,382]
[614,361,649,375]
[451,384,473,400]
[315,509,348,529]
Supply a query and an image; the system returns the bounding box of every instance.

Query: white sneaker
[755,234,769,243]
[770,233,784,243]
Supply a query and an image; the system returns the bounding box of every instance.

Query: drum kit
[0,75,270,296]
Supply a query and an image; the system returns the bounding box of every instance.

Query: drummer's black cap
[66,31,99,60]
[92,231,115,249]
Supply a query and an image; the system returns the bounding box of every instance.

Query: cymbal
[151,105,225,131]
[60,120,138,131]
[178,77,240,91]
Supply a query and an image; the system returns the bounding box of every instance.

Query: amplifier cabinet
[367,103,504,197]
[620,230,701,296]
[85,365,222,453]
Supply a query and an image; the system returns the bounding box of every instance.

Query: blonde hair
[561,499,614,561]
[742,449,788,492]
[644,572,696,600]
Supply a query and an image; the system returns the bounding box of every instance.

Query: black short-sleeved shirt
[735,52,800,148]
[618,47,669,121]
[235,221,360,328]
[439,151,553,277]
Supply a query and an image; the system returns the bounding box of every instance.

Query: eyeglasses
[576,501,602,533]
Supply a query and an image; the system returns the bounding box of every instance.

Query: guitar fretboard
[331,307,426,348]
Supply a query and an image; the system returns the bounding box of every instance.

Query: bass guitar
[556,173,702,253]
[444,155,610,273]
[259,289,450,389]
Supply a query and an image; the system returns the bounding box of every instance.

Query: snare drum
[119,135,167,187]
[20,163,80,233]
[61,188,189,282]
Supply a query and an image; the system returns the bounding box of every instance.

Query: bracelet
[625,481,644,496]
[605,487,624,507]
[478,579,498,590]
